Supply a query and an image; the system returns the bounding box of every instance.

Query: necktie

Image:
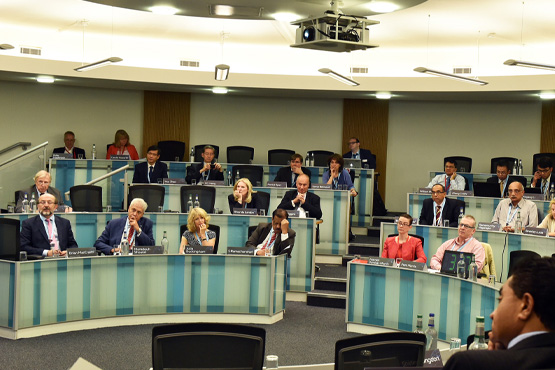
[500,180,504,196]
[128,228,135,247]
[292,173,297,187]
[435,205,441,226]
[263,231,277,250]
[446,177,451,192]
[46,218,59,250]
[149,166,154,182]
[542,179,547,194]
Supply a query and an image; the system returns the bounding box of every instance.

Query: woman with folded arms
[228,178,261,213]
[322,154,358,197]
[179,207,216,254]
[539,198,555,237]
[381,213,427,263]
[106,129,139,160]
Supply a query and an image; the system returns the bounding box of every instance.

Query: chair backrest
[335,332,426,370]
[180,186,216,213]
[532,153,555,175]
[70,185,103,212]
[387,233,425,246]
[128,185,165,212]
[308,150,334,167]
[267,149,295,165]
[14,190,21,204]
[248,225,258,239]
[511,176,527,188]
[179,224,220,254]
[0,218,20,261]
[490,157,517,174]
[227,146,254,164]
[256,190,270,215]
[152,323,266,370]
[480,242,496,278]
[233,165,264,186]
[444,156,472,173]
[508,250,541,278]
[157,140,186,162]
[194,144,220,162]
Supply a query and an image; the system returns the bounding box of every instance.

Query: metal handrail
[0,142,32,156]
[0,141,48,169]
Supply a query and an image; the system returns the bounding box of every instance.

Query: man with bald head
[277,174,322,219]
[492,181,538,232]
[20,193,78,257]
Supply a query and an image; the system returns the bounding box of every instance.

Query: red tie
[435,205,441,226]
[128,228,135,247]
[263,231,277,250]
[47,218,59,250]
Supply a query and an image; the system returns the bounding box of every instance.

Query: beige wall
[386,100,542,211]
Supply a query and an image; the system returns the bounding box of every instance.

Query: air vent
[453,67,471,74]
[20,46,42,56]
[350,67,369,74]
[180,60,199,67]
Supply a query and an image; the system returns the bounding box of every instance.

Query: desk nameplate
[233,208,258,215]
[523,227,548,237]
[133,246,164,255]
[67,247,97,258]
[399,260,426,271]
[163,178,185,184]
[227,247,255,255]
[267,181,287,188]
[367,257,395,267]
[477,222,501,232]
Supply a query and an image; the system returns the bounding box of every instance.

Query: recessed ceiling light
[273,12,299,22]
[376,92,391,99]
[36,76,55,83]
[212,87,228,94]
[539,92,555,100]
[213,5,234,16]
[367,1,399,13]
[149,6,179,15]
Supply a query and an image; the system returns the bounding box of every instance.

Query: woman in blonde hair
[179,207,216,254]
[106,129,139,160]
[228,178,262,214]
[539,198,555,237]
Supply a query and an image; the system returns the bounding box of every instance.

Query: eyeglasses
[459,223,475,229]
[537,168,551,173]
[507,189,522,194]
[39,201,55,205]
[431,191,445,195]
[397,222,411,227]
[348,141,358,145]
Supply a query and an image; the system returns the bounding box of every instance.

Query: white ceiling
[1,0,555,99]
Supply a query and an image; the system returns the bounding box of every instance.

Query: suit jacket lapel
[35,216,50,243]
[54,217,64,248]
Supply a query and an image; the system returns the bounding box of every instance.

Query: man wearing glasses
[427,160,466,195]
[20,193,78,257]
[274,153,312,187]
[419,184,464,227]
[492,182,538,232]
[430,215,485,271]
[343,137,376,169]
[530,157,554,197]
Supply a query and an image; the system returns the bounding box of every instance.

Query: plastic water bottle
[518,159,523,175]
[161,231,169,254]
[227,171,232,186]
[425,313,438,351]
[193,195,200,208]
[457,253,466,279]
[550,183,555,201]
[458,207,464,225]
[189,148,195,162]
[512,159,518,175]
[414,314,424,334]
[468,255,477,282]
[92,144,97,160]
[187,195,193,213]
[305,152,310,166]
[22,193,29,213]
[310,152,314,167]
[468,316,488,350]
[29,193,37,213]
[235,172,240,183]
[515,211,522,234]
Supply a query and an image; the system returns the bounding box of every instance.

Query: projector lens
[303,26,315,42]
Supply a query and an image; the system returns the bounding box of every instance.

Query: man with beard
[20,193,78,257]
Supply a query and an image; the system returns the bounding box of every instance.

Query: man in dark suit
[16,170,69,213]
[94,198,155,255]
[273,153,312,187]
[246,209,296,256]
[52,131,86,159]
[20,193,78,257]
[185,145,224,184]
[277,174,322,219]
[530,156,554,197]
[343,136,376,169]
[132,145,168,184]
[486,161,522,197]
[419,184,463,227]
[443,257,555,370]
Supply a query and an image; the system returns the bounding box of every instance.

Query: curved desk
[346,262,498,344]
[0,254,286,339]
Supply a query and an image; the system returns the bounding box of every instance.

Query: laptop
[440,250,474,278]
[343,158,362,169]
[473,182,501,198]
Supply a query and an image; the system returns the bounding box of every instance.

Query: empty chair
[128,184,165,212]
[152,323,266,370]
[0,218,21,261]
[232,165,264,186]
[508,250,541,278]
[180,224,220,254]
[180,185,216,213]
[335,332,426,370]
[444,156,472,173]
[70,185,103,212]
[157,140,186,161]
[256,190,270,215]
[268,149,295,166]
[194,144,219,162]
[308,150,334,167]
[491,156,517,174]
[532,153,555,175]
[248,225,257,239]
[227,146,254,164]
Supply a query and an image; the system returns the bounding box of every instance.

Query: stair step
[314,277,347,292]
[348,244,379,257]
[306,290,346,309]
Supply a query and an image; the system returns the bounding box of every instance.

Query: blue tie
[149,166,154,182]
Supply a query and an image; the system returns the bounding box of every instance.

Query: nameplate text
[163,178,186,184]
[418,188,432,194]
[523,193,544,201]
[233,208,258,215]
[52,153,72,159]
[477,222,501,232]
[287,210,300,217]
[450,190,474,196]
[266,181,287,188]
[67,247,97,258]
[110,155,130,160]
[399,260,426,271]
[367,257,395,267]
[204,180,225,186]
[311,183,332,190]
[523,227,548,237]
[227,247,255,255]
[184,245,212,254]
[133,245,164,255]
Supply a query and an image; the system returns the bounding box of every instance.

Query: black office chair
[467,330,491,349]
[532,153,555,175]
[180,185,216,213]
[157,140,186,161]
[491,157,517,174]
[69,185,103,212]
[14,190,21,205]
[227,146,254,164]
[387,233,425,246]
[335,332,426,370]
[268,149,295,165]
[508,250,541,278]
[128,184,165,212]
[0,218,21,261]
[510,176,527,188]
[444,156,472,173]
[255,190,270,215]
[308,150,334,167]
[248,225,258,239]
[233,165,264,186]
[152,323,266,370]
[179,224,220,254]
[194,144,220,162]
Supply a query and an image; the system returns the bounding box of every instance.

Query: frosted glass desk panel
[381,223,555,282]
[346,262,497,343]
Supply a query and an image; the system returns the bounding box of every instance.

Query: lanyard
[506,204,519,225]
[194,231,207,244]
[264,229,277,249]
[450,237,473,252]
[123,220,136,246]
[332,172,341,189]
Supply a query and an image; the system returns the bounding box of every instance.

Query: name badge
[418,188,432,194]
[132,246,164,255]
[399,261,426,271]
[523,193,544,201]
[52,153,72,159]
[367,257,395,267]
[184,245,212,254]
[67,247,97,258]
[522,227,548,237]
[110,155,130,160]
[450,190,474,196]
[267,181,287,188]
[477,222,501,232]
[204,180,224,186]
[311,183,332,189]
[163,178,185,184]
[233,208,258,215]
[227,247,255,255]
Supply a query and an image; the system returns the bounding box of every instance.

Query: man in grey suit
[246,209,296,256]
[16,170,70,213]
